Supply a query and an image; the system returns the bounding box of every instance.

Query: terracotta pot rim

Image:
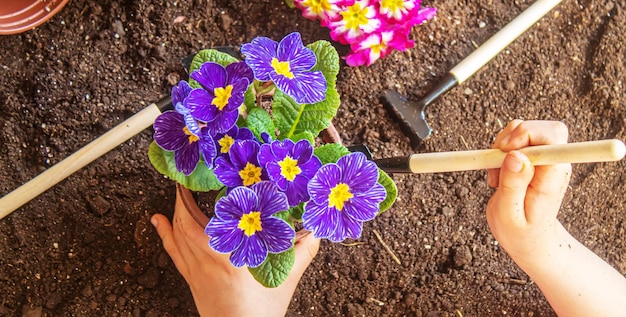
[176,183,210,228]
[0,0,70,35]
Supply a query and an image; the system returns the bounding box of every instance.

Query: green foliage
[245,106,275,140]
[377,169,397,213]
[148,142,223,192]
[313,143,352,164]
[248,248,295,288]
[272,40,341,140]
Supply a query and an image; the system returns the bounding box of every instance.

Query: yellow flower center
[278,156,301,181]
[218,135,235,154]
[302,0,331,14]
[183,126,199,144]
[341,2,370,31]
[380,0,404,12]
[239,162,263,186]
[212,85,233,111]
[271,58,295,79]
[237,211,263,236]
[328,183,353,211]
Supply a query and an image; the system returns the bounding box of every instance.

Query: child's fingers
[488,151,535,225]
[500,120,569,151]
[290,231,320,278]
[524,163,572,224]
[151,213,189,276]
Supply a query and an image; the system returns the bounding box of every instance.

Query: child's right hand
[485,119,572,263]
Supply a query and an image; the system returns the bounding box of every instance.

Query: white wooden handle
[0,104,163,220]
[450,0,563,83]
[408,140,626,173]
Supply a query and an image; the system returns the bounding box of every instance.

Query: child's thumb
[493,151,534,213]
[292,231,320,275]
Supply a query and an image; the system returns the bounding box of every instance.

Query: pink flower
[378,0,418,21]
[329,0,381,44]
[345,28,414,66]
[294,0,343,27]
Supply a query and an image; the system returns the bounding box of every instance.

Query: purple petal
[215,156,244,188]
[299,155,322,179]
[277,32,316,71]
[241,37,279,81]
[302,201,336,239]
[206,110,239,135]
[230,235,267,268]
[293,139,313,163]
[174,143,200,175]
[265,162,285,188]
[256,217,295,253]
[220,78,248,112]
[215,186,257,219]
[271,70,326,104]
[153,111,188,151]
[226,61,254,85]
[229,140,259,169]
[327,213,364,243]
[271,139,293,159]
[199,131,217,169]
[252,181,289,216]
[308,164,340,204]
[339,152,378,192]
[237,127,255,140]
[172,80,193,106]
[344,183,387,221]
[187,89,220,122]
[287,176,311,206]
[257,143,275,167]
[206,218,244,253]
[190,62,227,92]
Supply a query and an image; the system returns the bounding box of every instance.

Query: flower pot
[0,0,70,35]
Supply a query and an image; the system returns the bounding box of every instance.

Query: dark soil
[1,0,625,316]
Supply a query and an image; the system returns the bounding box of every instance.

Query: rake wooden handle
[405,140,625,173]
[451,0,564,84]
[0,101,166,220]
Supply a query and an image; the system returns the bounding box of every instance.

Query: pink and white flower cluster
[293,0,436,66]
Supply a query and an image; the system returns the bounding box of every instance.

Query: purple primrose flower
[205,181,295,268]
[214,125,256,160]
[302,152,386,242]
[214,139,267,188]
[241,32,327,105]
[153,111,217,175]
[259,139,322,206]
[185,61,253,134]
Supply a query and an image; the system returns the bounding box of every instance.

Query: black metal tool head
[382,90,431,150]
[381,73,458,150]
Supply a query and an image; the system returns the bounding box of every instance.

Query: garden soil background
[1,0,625,316]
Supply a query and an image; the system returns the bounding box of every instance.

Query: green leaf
[290,131,315,144]
[307,40,340,88]
[377,169,397,214]
[188,49,240,88]
[289,204,304,221]
[284,0,296,9]
[248,248,295,288]
[271,40,341,140]
[272,87,340,140]
[313,143,352,165]
[245,106,275,140]
[148,141,223,192]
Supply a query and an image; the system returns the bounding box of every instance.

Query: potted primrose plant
[148,32,397,287]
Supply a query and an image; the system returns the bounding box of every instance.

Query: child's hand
[486,120,626,316]
[485,120,572,262]
[151,186,320,317]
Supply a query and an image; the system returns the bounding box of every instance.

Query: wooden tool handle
[408,140,626,173]
[0,103,163,220]
[450,0,563,84]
